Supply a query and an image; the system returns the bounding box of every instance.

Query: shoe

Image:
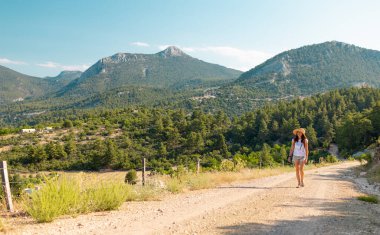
[296,184,300,188]
[300,183,304,187]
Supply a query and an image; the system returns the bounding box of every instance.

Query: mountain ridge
[58,46,242,96]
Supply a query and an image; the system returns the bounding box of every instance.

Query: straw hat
[293,128,306,135]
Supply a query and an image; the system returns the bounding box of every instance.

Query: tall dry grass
[23,174,159,223]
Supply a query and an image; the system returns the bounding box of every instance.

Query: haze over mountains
[1,41,380,114]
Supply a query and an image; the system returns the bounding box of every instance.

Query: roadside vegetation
[357,195,379,204]
[0,160,337,223]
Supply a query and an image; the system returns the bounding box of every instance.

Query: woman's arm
[304,139,309,163]
[288,139,295,161]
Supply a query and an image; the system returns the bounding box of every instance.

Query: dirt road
[13,162,380,235]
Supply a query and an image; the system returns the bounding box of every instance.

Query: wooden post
[142,158,146,186]
[196,158,200,174]
[259,156,262,169]
[1,161,14,213]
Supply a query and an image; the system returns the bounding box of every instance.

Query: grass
[0,218,6,232]
[82,182,129,212]
[133,183,162,201]
[357,195,379,204]
[165,178,185,193]
[160,164,328,192]
[23,176,151,222]
[24,176,82,222]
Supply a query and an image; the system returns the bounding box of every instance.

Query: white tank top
[293,139,307,157]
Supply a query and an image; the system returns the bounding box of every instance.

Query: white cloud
[37,61,90,71]
[131,42,150,47]
[37,61,60,68]
[0,57,26,65]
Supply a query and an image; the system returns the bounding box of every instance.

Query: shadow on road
[217,164,380,235]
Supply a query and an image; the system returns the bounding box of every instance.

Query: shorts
[292,155,305,163]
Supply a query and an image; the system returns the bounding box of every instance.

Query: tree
[215,134,230,158]
[63,120,73,128]
[260,144,274,167]
[104,139,118,167]
[336,113,373,151]
[306,125,318,148]
[158,142,168,157]
[64,139,77,159]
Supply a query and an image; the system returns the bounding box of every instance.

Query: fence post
[1,161,14,213]
[196,158,200,174]
[142,158,146,186]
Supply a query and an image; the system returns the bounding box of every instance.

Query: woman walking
[288,128,309,188]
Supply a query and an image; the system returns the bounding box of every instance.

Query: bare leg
[295,160,301,187]
[300,160,305,186]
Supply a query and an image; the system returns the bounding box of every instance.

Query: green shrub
[85,182,129,211]
[326,155,338,163]
[24,177,81,222]
[24,176,135,222]
[233,156,246,171]
[125,170,138,185]
[220,159,234,171]
[357,195,379,204]
[347,156,355,161]
[174,165,186,180]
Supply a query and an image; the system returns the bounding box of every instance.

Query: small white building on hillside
[44,127,53,132]
[21,129,36,134]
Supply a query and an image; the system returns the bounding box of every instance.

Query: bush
[359,153,372,165]
[24,176,136,222]
[326,155,338,163]
[125,170,138,185]
[357,195,379,204]
[346,156,355,161]
[24,177,81,222]
[220,159,234,171]
[233,156,246,171]
[84,182,129,211]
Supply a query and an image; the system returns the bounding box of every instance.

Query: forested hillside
[0,65,55,104]
[1,87,379,172]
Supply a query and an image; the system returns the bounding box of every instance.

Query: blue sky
[1,0,380,77]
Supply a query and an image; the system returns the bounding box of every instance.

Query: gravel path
[11,162,380,235]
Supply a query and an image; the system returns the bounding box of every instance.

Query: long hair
[294,133,307,144]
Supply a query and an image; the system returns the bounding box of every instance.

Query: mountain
[233,41,380,95]
[193,41,380,116]
[59,46,242,96]
[45,71,82,86]
[0,65,53,104]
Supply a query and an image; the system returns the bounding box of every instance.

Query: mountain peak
[58,70,82,76]
[157,46,189,58]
